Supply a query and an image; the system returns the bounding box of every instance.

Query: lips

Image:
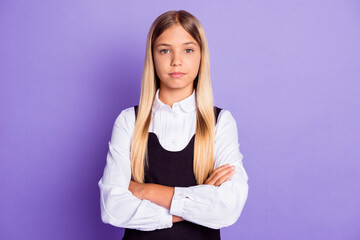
[170,72,185,78]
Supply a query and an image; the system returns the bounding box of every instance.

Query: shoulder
[113,106,136,134]
[213,108,242,166]
[215,107,238,136]
[215,107,237,127]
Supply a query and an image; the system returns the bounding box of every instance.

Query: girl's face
[153,24,201,92]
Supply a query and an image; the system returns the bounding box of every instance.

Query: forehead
[154,25,198,46]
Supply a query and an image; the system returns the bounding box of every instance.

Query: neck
[158,86,194,108]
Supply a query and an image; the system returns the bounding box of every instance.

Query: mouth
[169,72,185,78]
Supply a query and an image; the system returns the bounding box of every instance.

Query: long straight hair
[130,10,216,185]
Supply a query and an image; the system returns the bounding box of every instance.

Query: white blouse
[98,88,249,231]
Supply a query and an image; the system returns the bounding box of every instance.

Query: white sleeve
[169,109,249,229]
[98,108,173,231]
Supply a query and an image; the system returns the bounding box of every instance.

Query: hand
[128,180,146,200]
[130,181,186,223]
[173,215,185,223]
[204,164,235,186]
[173,164,235,223]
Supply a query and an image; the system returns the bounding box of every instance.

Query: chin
[162,83,188,90]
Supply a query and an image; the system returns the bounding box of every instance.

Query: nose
[171,50,182,66]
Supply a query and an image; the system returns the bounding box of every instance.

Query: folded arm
[140,110,249,229]
[98,109,174,231]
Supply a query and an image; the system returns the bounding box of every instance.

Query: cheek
[188,56,201,74]
[154,56,168,75]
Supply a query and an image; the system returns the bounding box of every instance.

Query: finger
[214,169,235,186]
[211,167,232,183]
[207,166,234,185]
[212,166,233,180]
[215,164,231,173]
[206,164,231,183]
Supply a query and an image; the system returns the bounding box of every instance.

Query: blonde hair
[130,10,216,185]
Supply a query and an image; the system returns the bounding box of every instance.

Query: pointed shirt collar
[152,88,196,113]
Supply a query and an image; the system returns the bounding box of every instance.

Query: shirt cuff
[169,186,188,217]
[158,204,173,229]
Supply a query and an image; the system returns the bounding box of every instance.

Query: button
[172,139,176,144]
[173,113,176,118]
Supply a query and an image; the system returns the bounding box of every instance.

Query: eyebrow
[154,41,197,48]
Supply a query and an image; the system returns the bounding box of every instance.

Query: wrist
[140,183,150,200]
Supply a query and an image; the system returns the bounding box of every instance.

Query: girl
[98,10,249,240]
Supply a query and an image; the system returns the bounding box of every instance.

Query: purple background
[1,0,359,239]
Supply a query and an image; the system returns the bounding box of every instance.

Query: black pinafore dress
[122,105,223,240]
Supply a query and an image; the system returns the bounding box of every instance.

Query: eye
[185,49,194,53]
[159,49,169,54]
